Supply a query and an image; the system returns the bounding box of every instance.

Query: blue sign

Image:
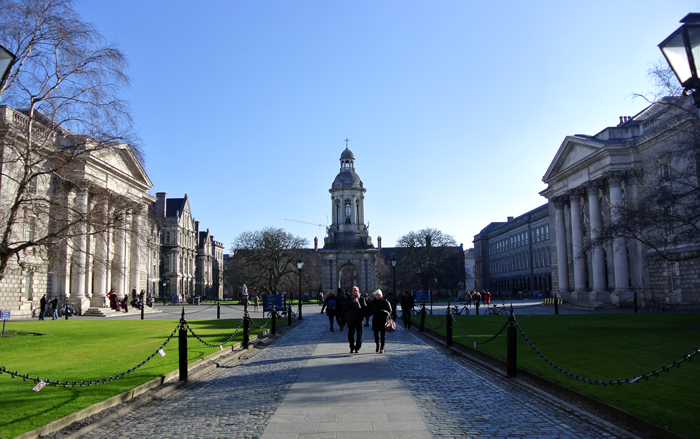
[263,294,284,313]
[414,290,430,303]
[1,310,10,320]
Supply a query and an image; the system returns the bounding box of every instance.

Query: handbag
[385,315,396,332]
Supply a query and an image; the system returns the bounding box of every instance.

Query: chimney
[314,237,318,251]
[377,236,382,249]
[507,216,513,222]
[155,192,166,217]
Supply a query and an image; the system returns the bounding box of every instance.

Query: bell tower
[320,142,377,294]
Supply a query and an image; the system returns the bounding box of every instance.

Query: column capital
[568,187,586,198]
[552,196,569,209]
[606,171,626,186]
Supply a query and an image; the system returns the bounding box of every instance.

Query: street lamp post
[660,13,700,105]
[0,45,16,89]
[297,259,304,320]
[390,254,397,299]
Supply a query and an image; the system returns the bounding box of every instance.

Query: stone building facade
[473,204,551,297]
[320,147,377,294]
[195,224,224,300]
[154,193,197,301]
[0,105,156,316]
[541,98,700,306]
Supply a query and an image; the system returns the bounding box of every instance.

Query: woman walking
[369,289,392,353]
[320,291,338,331]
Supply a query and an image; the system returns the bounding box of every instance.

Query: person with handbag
[369,289,392,353]
[344,286,367,353]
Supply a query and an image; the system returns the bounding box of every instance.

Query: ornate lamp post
[659,13,700,105]
[0,45,15,89]
[296,259,304,320]
[390,254,397,298]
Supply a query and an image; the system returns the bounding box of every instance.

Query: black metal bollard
[554,295,559,315]
[634,291,638,313]
[288,305,292,326]
[475,301,480,316]
[243,312,250,349]
[140,292,145,320]
[419,306,426,333]
[65,303,69,320]
[217,301,220,319]
[272,306,277,335]
[179,307,188,382]
[506,305,517,378]
[446,306,453,347]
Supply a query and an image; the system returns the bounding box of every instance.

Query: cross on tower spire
[344,138,350,147]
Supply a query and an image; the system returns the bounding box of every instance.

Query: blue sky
[78,0,697,251]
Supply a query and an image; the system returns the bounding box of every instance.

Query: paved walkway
[79,312,638,439]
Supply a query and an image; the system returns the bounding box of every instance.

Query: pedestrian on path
[39,294,47,320]
[51,296,59,320]
[362,291,371,326]
[400,290,414,329]
[335,288,347,331]
[369,289,392,353]
[344,286,367,353]
[320,291,337,331]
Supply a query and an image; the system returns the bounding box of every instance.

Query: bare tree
[396,228,461,291]
[228,227,308,295]
[587,64,700,262]
[0,0,141,282]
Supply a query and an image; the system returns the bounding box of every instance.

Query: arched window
[345,201,351,224]
[356,200,360,222]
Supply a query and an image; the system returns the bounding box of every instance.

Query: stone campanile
[321,145,377,294]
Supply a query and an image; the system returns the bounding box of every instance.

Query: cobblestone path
[79,313,638,439]
[385,319,637,439]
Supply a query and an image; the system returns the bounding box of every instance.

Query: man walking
[345,287,367,353]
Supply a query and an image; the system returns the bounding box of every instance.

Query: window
[545,225,549,239]
[26,217,35,242]
[345,201,351,223]
[660,163,670,180]
[24,271,33,300]
[666,206,674,235]
[670,262,680,292]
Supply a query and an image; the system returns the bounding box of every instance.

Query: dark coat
[344,295,367,327]
[335,293,348,316]
[321,295,337,317]
[369,298,392,331]
[400,294,414,312]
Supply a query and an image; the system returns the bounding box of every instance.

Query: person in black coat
[344,286,368,353]
[369,289,392,353]
[335,288,347,331]
[320,291,337,331]
[400,290,414,329]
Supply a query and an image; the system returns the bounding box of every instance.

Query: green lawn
[0,318,272,439]
[422,313,700,439]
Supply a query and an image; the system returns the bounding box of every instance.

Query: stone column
[569,190,586,299]
[113,216,126,299]
[609,174,630,300]
[129,212,142,295]
[553,198,569,296]
[69,188,88,307]
[587,182,607,300]
[91,201,109,307]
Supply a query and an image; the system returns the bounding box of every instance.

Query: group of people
[464,290,491,306]
[38,294,59,320]
[107,288,145,313]
[321,287,415,354]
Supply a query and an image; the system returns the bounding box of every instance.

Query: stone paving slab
[74,312,640,439]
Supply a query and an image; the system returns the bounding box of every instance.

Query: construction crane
[284,218,328,230]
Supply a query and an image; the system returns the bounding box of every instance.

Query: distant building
[464,248,475,291]
[154,193,197,300]
[473,204,551,297]
[195,225,224,300]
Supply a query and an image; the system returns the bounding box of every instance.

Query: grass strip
[421,313,700,439]
[0,318,269,438]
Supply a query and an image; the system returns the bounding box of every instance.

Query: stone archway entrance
[338,264,358,294]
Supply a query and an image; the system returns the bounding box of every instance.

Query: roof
[331,170,363,189]
[340,147,354,160]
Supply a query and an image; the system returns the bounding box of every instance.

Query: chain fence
[514,320,699,385]
[184,317,245,348]
[452,316,509,345]
[0,322,181,387]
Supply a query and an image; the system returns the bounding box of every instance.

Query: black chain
[426,313,447,330]
[514,321,700,385]
[184,317,244,348]
[249,316,272,329]
[452,317,509,345]
[0,322,181,387]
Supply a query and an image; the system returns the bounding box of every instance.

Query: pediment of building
[542,137,604,183]
[89,145,153,191]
